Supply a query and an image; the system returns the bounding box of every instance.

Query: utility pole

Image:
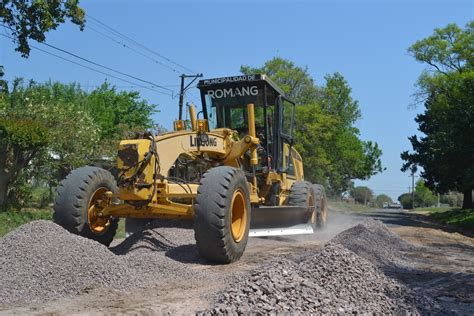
[411,172,415,209]
[178,73,203,120]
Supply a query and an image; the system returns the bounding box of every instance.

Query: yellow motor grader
[53,74,328,263]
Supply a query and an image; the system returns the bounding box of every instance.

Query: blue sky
[1,0,472,200]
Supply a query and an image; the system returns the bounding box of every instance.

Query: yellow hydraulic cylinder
[189,103,197,131]
[247,103,258,166]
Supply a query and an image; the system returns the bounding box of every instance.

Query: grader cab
[53,74,328,263]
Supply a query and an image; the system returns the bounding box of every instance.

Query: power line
[78,84,161,89]
[87,25,181,74]
[0,33,172,96]
[1,24,175,96]
[38,40,174,95]
[86,14,197,74]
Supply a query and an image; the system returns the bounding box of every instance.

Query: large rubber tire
[287,181,313,207]
[287,181,315,227]
[312,184,328,228]
[287,181,328,229]
[53,166,119,246]
[194,166,251,263]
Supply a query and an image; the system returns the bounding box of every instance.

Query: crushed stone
[205,221,440,315]
[0,217,442,314]
[331,218,415,268]
[0,221,135,305]
[0,220,206,305]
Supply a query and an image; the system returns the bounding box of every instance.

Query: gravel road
[0,208,472,315]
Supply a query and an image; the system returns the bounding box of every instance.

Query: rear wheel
[287,181,315,228]
[53,166,118,246]
[194,166,251,263]
[287,181,328,229]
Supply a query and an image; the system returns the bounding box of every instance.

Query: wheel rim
[230,189,247,243]
[87,187,111,235]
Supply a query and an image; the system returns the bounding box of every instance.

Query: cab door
[276,96,296,175]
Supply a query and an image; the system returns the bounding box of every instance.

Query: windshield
[203,85,266,132]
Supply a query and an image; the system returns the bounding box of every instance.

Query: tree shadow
[356,210,474,238]
[384,264,474,315]
[110,230,175,255]
[165,244,218,266]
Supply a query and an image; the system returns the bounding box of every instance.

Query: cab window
[203,85,265,133]
[281,99,294,136]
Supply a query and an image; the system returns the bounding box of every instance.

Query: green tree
[0,117,49,209]
[83,82,157,160]
[402,22,474,209]
[293,102,336,185]
[241,57,383,194]
[319,72,361,127]
[0,0,85,57]
[0,79,100,209]
[414,180,437,208]
[440,192,463,207]
[241,57,319,104]
[398,193,413,209]
[375,194,392,208]
[0,79,157,209]
[351,186,374,205]
[0,66,7,94]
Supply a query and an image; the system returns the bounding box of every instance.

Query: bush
[0,208,53,236]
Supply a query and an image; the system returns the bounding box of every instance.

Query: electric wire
[86,14,197,74]
[1,24,175,96]
[38,41,175,95]
[87,25,181,74]
[0,33,170,95]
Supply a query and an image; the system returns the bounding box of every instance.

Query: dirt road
[1,208,473,315]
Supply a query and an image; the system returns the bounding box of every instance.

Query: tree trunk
[0,175,8,210]
[462,188,473,209]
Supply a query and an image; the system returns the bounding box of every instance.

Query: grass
[422,207,474,231]
[413,206,455,214]
[0,208,127,239]
[0,208,53,237]
[116,219,126,239]
[328,200,375,213]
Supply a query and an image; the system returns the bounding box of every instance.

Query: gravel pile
[207,221,439,315]
[111,220,208,283]
[0,220,136,305]
[0,220,205,306]
[331,218,414,268]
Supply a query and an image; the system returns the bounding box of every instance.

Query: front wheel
[53,166,118,246]
[194,166,251,263]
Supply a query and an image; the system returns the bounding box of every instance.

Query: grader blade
[249,206,314,237]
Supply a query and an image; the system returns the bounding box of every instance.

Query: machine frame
[54,74,327,263]
[94,75,304,223]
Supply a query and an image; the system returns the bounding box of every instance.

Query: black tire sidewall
[81,174,119,242]
[287,181,315,227]
[223,171,251,260]
[53,166,118,246]
[194,166,251,263]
